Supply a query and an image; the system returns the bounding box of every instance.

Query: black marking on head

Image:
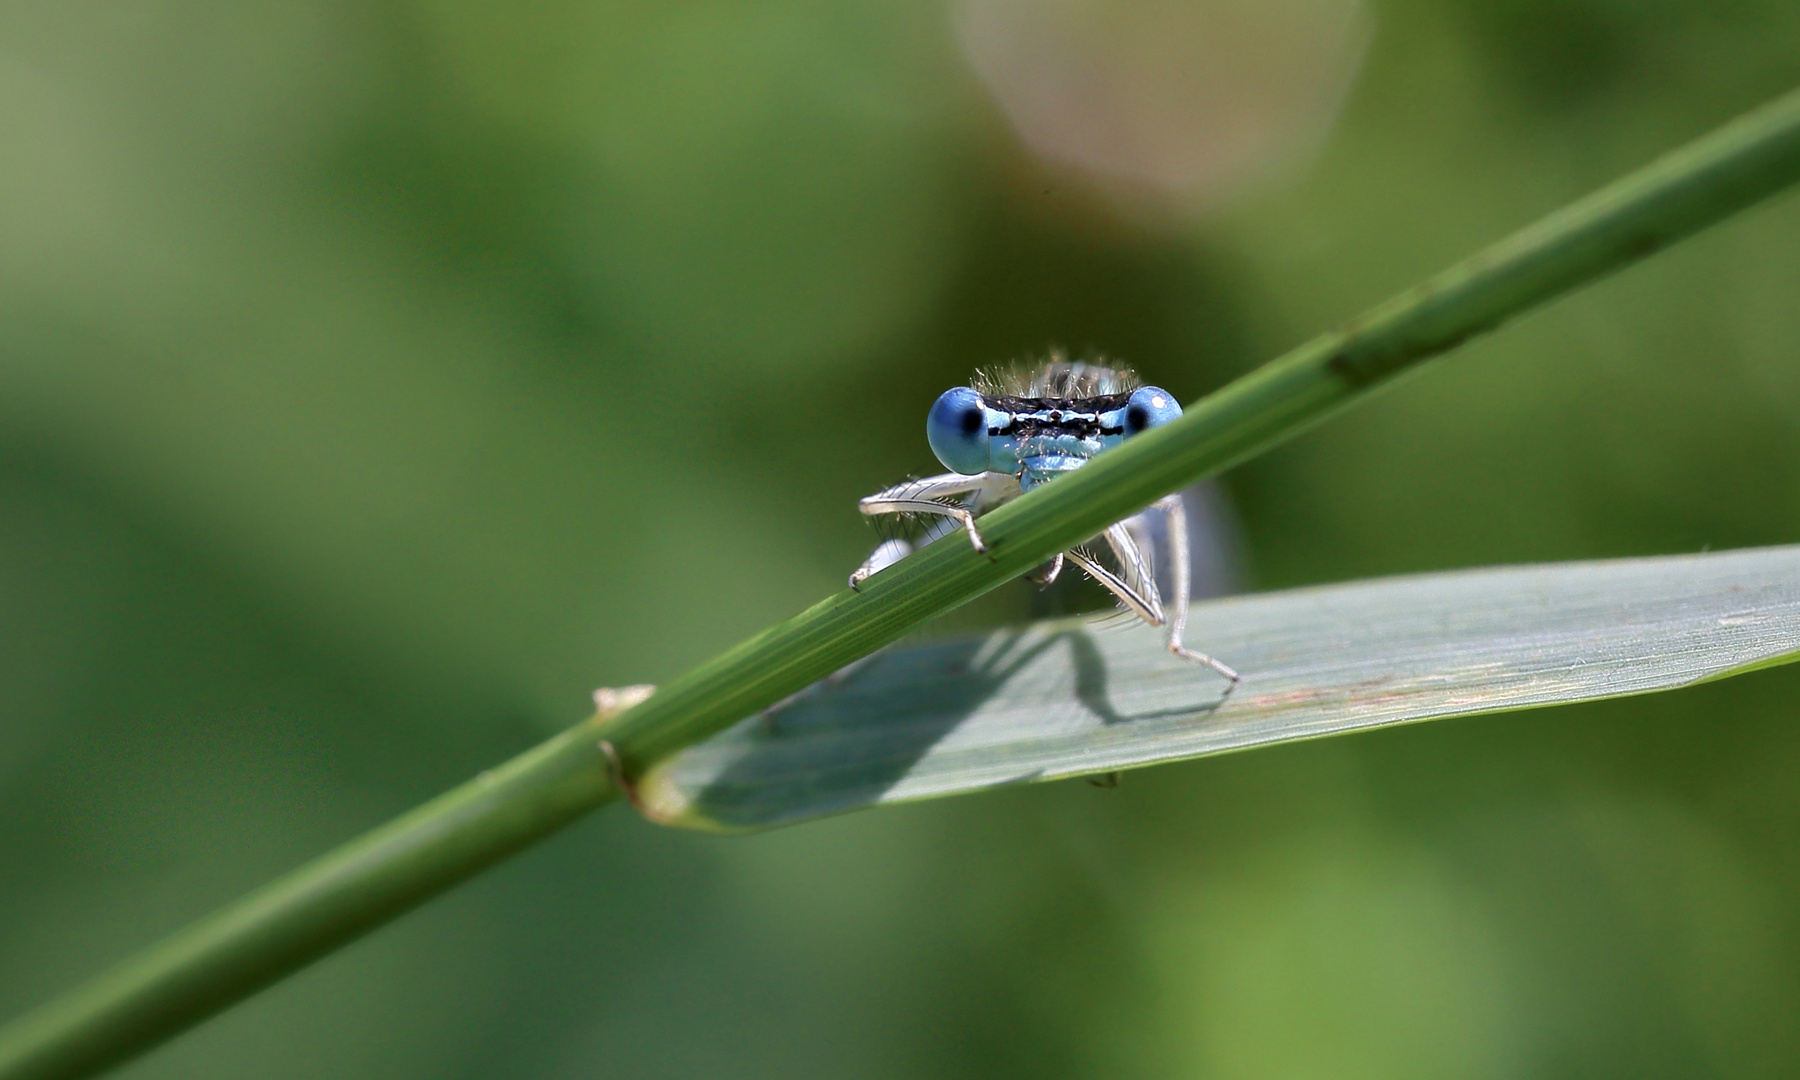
[987,393,1131,438]
[1126,402,1150,434]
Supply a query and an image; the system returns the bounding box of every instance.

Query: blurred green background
[4,0,1800,1076]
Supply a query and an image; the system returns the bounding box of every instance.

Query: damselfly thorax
[851,359,1238,689]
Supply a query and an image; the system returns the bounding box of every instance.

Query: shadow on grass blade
[641,545,1800,831]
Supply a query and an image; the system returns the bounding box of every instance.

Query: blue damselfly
[852,359,1239,687]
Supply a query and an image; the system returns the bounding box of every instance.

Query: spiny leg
[1065,547,1163,625]
[858,473,989,553]
[852,472,990,589]
[1027,551,1064,586]
[858,496,985,556]
[849,538,913,590]
[1153,494,1240,687]
[1070,508,1238,689]
[1103,522,1158,602]
[850,514,966,589]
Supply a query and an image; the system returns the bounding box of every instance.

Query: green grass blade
[4,86,1800,1080]
[641,546,1800,831]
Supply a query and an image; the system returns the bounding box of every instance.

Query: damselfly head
[926,355,1183,478]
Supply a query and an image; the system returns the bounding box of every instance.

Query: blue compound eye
[926,387,990,475]
[1124,386,1181,436]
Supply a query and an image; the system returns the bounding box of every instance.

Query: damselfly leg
[1068,496,1240,686]
[850,472,1006,589]
[1150,493,1239,685]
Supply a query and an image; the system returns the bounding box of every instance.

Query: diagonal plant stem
[4,86,1800,1080]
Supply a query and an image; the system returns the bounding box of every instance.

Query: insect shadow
[689,620,1226,828]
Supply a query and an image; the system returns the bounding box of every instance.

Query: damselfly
[851,359,1239,688]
